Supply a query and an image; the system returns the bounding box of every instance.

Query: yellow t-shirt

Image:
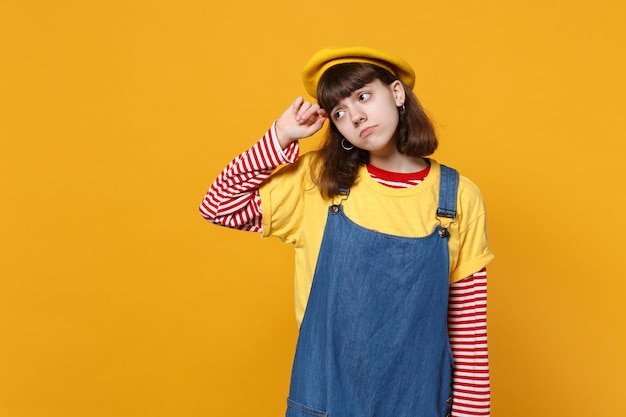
[259,153,494,325]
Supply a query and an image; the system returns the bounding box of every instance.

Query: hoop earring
[399,104,405,112]
[341,138,355,151]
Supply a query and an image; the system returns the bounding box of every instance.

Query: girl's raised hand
[275,97,327,148]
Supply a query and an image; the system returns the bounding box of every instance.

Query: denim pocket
[286,398,328,417]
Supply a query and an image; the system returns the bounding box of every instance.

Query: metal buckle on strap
[436,207,457,219]
[330,188,350,215]
[436,208,457,238]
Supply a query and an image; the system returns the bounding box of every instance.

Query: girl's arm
[198,123,299,232]
[199,97,327,232]
[448,268,491,417]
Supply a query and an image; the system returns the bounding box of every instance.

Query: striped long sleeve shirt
[199,125,491,417]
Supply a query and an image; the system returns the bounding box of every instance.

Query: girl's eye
[333,110,345,120]
[359,92,371,101]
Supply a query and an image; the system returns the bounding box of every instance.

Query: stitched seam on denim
[287,399,327,417]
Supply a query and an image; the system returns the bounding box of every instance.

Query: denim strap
[436,165,459,220]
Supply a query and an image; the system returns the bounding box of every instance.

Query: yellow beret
[302,46,415,98]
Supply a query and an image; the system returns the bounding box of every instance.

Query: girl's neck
[368,154,429,173]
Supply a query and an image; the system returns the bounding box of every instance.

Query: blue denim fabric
[286,166,459,417]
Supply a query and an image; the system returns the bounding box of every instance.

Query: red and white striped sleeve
[448,268,491,417]
[199,122,299,232]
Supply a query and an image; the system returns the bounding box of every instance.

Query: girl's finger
[291,96,304,113]
[295,101,312,121]
[300,103,321,121]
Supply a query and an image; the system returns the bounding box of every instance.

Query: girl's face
[329,79,405,158]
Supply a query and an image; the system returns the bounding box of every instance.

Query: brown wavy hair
[312,63,438,199]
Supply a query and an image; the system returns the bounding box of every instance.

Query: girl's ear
[390,80,406,107]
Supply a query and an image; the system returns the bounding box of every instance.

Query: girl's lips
[360,126,376,138]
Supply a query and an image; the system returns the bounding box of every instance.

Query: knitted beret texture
[302,46,415,98]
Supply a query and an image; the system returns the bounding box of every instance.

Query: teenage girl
[200,46,495,417]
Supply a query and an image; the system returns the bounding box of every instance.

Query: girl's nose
[352,111,366,127]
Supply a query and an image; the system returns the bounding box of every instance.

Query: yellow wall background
[1,0,624,416]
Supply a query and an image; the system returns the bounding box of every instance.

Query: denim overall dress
[285,166,459,417]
